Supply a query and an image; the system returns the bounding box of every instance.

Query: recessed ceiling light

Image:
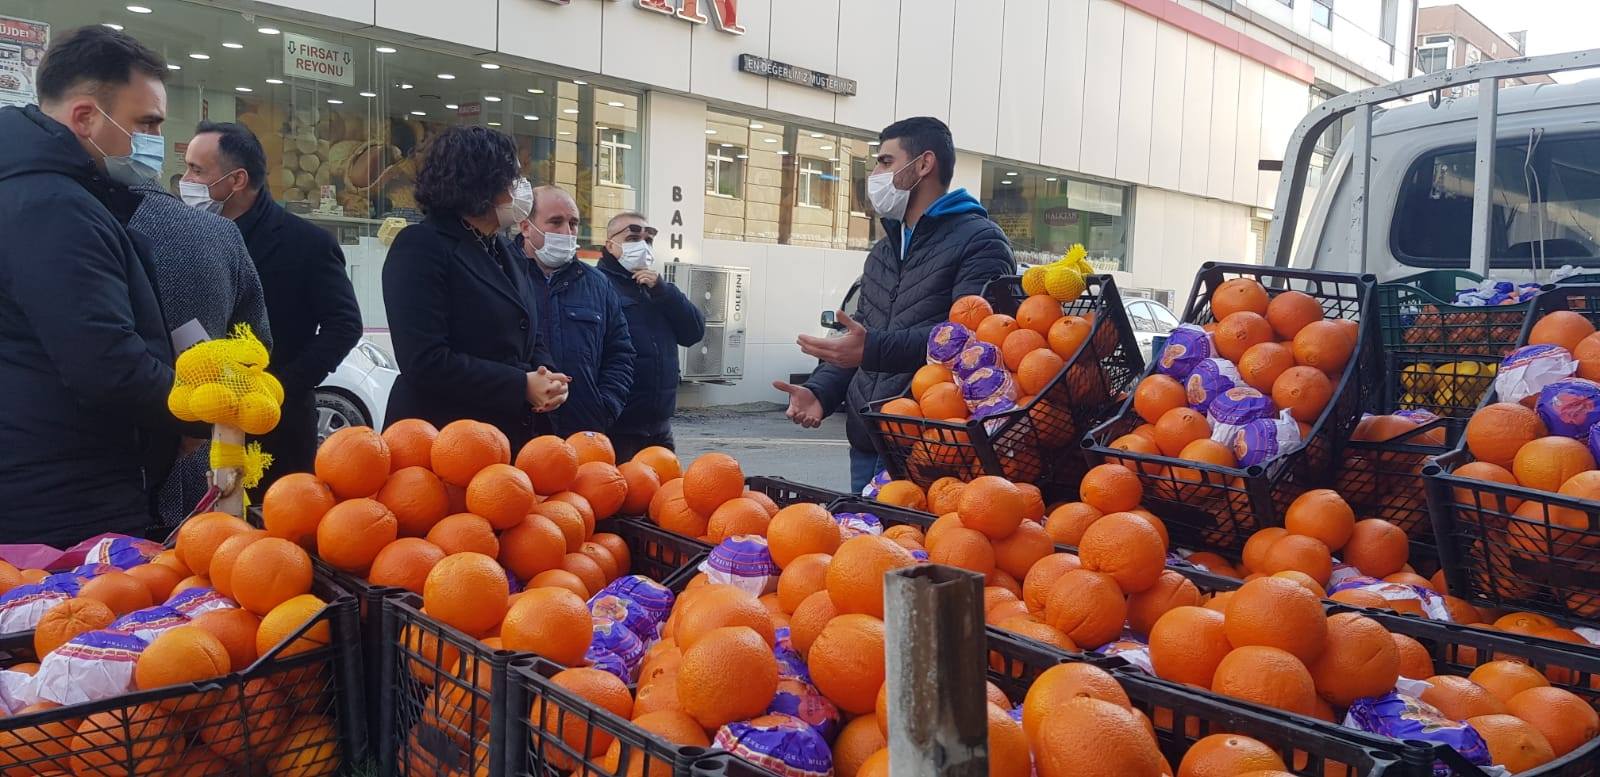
[488,121,501,126]
[126,5,153,13]
[481,63,500,70]
[523,115,539,121]
[596,125,608,131]
[736,154,748,159]
[607,101,624,107]
[705,129,717,135]
[810,132,824,138]
[410,110,426,116]
[1007,171,1019,176]
[1001,180,1012,185]
[563,108,579,114]
[763,138,778,143]
[234,86,252,92]
[359,91,377,98]
[528,88,545,94]
[750,123,764,129]
[222,42,243,49]
[265,78,284,84]
[559,131,572,136]
[327,99,344,104]
[444,103,459,109]
[400,83,413,90]
[572,79,587,85]
[167,64,181,71]
[375,46,397,54]
[258,27,280,35]
[103,23,124,31]
[484,95,502,102]
[189,53,210,60]
[1045,177,1058,182]
[720,143,732,148]
[437,73,455,80]
[778,150,790,156]
[829,157,839,162]
[820,145,833,150]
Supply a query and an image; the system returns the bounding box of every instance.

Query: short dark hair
[194,121,266,191]
[414,126,520,217]
[37,26,166,104]
[879,116,955,187]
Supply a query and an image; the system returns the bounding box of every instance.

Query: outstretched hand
[773,380,824,428]
[797,310,866,368]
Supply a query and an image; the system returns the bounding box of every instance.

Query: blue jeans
[849,446,883,495]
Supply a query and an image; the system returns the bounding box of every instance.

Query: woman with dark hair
[382,125,569,448]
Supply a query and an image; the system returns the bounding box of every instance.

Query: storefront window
[703,109,880,251]
[979,160,1130,271]
[1,0,643,328]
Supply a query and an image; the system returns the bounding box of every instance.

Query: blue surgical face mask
[89,105,164,186]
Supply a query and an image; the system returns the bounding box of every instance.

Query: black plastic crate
[0,572,365,776]
[1332,415,1462,577]
[744,475,846,508]
[1375,270,1532,357]
[824,496,939,532]
[1386,351,1500,419]
[1084,263,1380,556]
[862,274,1144,502]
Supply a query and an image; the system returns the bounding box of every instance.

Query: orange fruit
[432,419,512,487]
[1001,328,1049,372]
[79,570,154,616]
[1467,714,1556,774]
[682,452,745,515]
[827,535,917,618]
[529,569,590,599]
[1179,733,1287,777]
[1258,534,1333,588]
[768,503,842,568]
[876,480,928,510]
[264,716,339,775]
[1016,294,1063,336]
[615,461,662,516]
[1468,660,1550,704]
[743,489,780,518]
[1174,438,1237,482]
[1271,366,1333,423]
[206,528,264,600]
[1079,511,1166,593]
[993,520,1053,580]
[170,575,211,597]
[1047,315,1092,359]
[1126,570,1201,637]
[949,295,994,331]
[124,563,182,603]
[1149,605,1231,689]
[777,553,833,613]
[231,537,313,616]
[1022,553,1082,614]
[261,473,336,544]
[1215,312,1274,363]
[1183,551,1236,577]
[1015,483,1046,521]
[1212,278,1269,320]
[1045,502,1102,545]
[673,584,774,650]
[1272,570,1326,597]
[1576,332,1600,381]
[911,364,954,401]
[68,703,182,775]
[570,461,628,521]
[1154,407,1211,456]
[314,497,398,574]
[1308,613,1399,706]
[134,625,230,692]
[1264,290,1323,339]
[1529,310,1597,351]
[809,613,887,714]
[426,512,501,557]
[368,537,447,594]
[789,590,839,658]
[377,466,452,538]
[1284,489,1355,551]
[630,446,682,484]
[423,552,510,637]
[601,710,709,775]
[1466,403,1547,468]
[461,463,535,530]
[1019,661,1133,736]
[1079,463,1142,514]
[929,527,997,576]
[190,608,262,672]
[382,418,438,471]
[1343,518,1408,578]
[502,587,592,665]
[314,426,392,501]
[1212,645,1318,716]
[676,626,779,728]
[538,667,632,763]
[513,435,580,494]
[1237,342,1296,394]
[0,701,79,775]
[1134,374,1187,424]
[1291,320,1355,374]
[34,598,116,657]
[1513,436,1595,491]
[1034,697,1164,777]
[579,541,621,580]
[565,431,616,467]
[834,715,887,777]
[559,552,608,595]
[176,512,252,578]
[1391,633,1433,679]
[1420,675,1507,719]
[1507,686,1600,757]
[986,702,1031,777]
[975,314,1020,347]
[531,500,587,552]
[499,515,568,582]
[957,476,1026,539]
[705,496,771,543]
[1224,576,1328,664]
[1044,569,1127,648]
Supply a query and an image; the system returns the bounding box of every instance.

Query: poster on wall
[0,15,49,109]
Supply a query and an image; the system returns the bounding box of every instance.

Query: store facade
[0,0,1409,406]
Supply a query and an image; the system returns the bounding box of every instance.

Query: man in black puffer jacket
[775,117,1014,493]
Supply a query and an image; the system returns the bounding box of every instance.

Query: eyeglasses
[607,223,658,245]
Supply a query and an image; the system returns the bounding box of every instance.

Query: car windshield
[1149,304,1179,333]
[1126,301,1157,331]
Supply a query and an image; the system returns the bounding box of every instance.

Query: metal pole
[885,565,989,777]
[1347,104,1373,273]
[1469,76,1499,277]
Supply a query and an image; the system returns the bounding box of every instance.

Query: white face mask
[867,154,926,221]
[496,178,534,229]
[533,228,578,268]
[618,241,654,272]
[178,169,242,214]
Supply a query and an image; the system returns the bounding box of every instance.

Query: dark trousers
[253,390,317,495]
[849,446,883,496]
[611,429,675,465]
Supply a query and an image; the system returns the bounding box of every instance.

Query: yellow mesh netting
[210,440,274,492]
[1043,244,1095,302]
[167,324,284,436]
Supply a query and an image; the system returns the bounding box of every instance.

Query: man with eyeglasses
[594,212,706,463]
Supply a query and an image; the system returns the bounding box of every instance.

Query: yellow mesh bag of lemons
[167,324,283,435]
[1021,244,1095,302]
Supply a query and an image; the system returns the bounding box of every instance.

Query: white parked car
[1124,297,1182,361]
[316,338,399,443]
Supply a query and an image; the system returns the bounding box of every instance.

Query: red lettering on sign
[676,0,743,33]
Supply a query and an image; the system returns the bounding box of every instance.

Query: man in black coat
[775,117,1014,493]
[181,122,363,490]
[595,212,706,463]
[0,27,184,544]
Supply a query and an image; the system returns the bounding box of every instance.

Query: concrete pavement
[672,403,853,494]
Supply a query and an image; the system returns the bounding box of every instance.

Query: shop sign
[539,0,744,35]
[738,54,856,96]
[0,15,48,109]
[1043,206,1080,228]
[282,32,354,87]
[457,102,482,117]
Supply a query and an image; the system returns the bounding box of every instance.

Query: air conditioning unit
[663,261,749,384]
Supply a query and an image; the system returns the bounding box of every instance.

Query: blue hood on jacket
[922,188,987,220]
